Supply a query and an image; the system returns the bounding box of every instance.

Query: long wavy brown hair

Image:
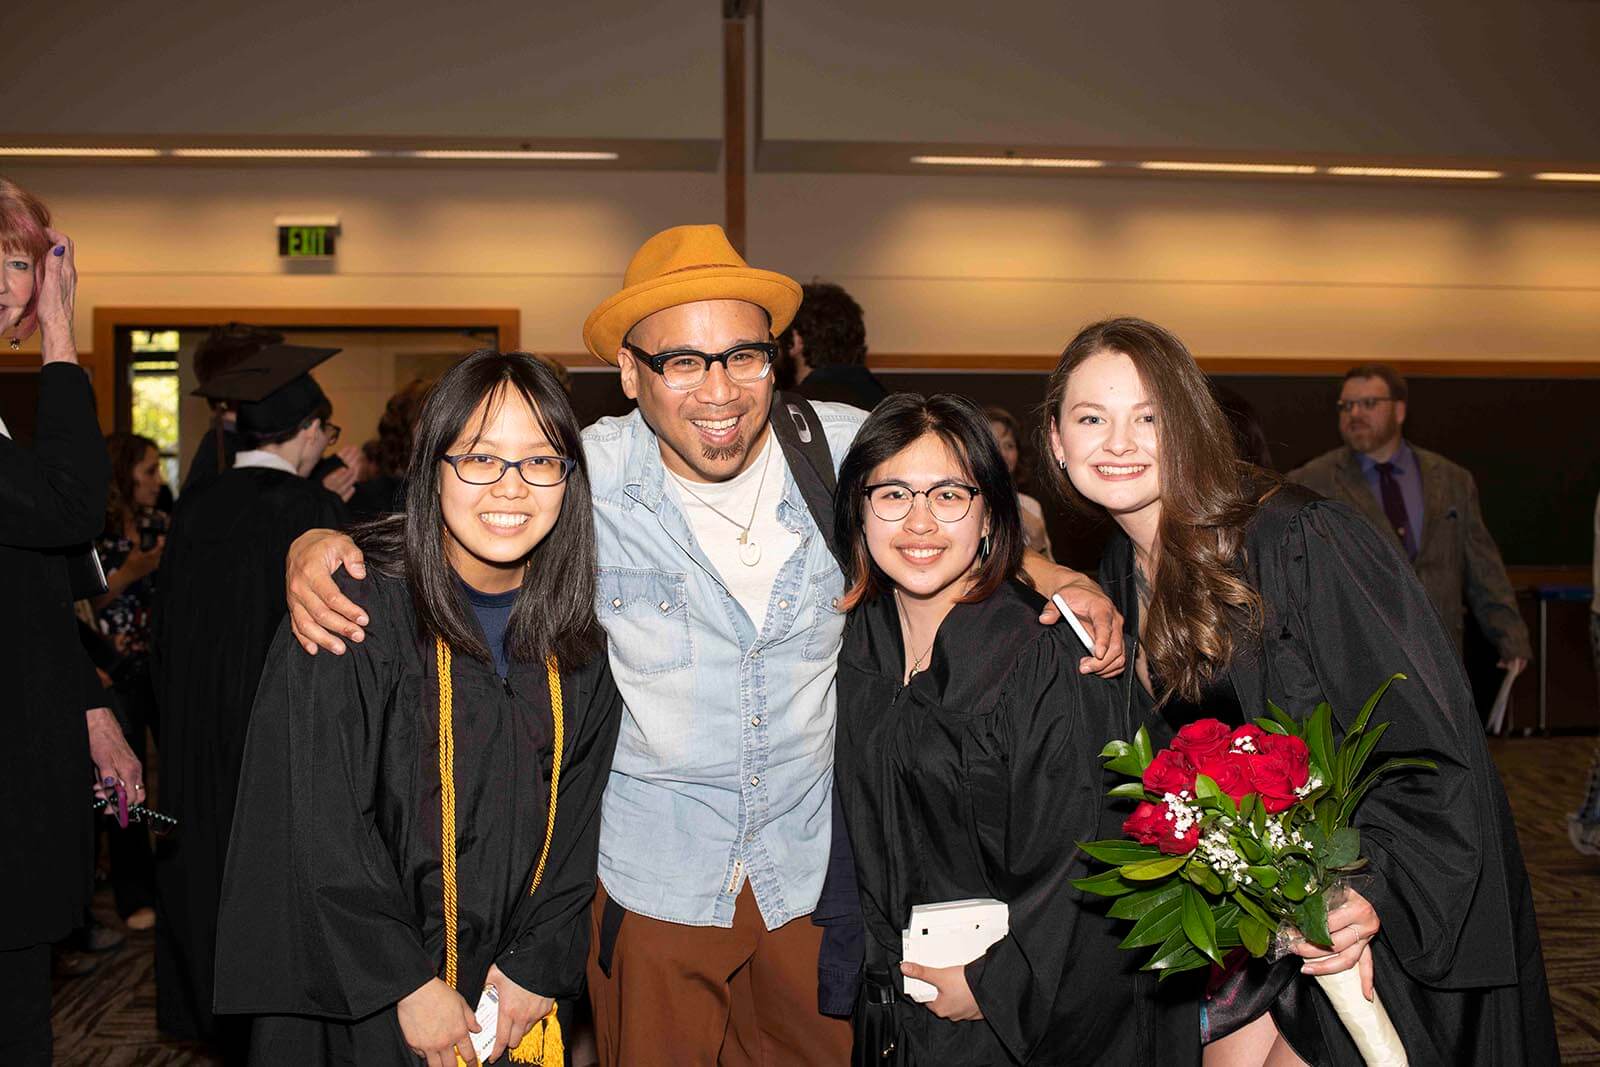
[103,432,159,536]
[1040,317,1262,704]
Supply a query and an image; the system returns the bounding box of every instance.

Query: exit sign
[275,215,340,259]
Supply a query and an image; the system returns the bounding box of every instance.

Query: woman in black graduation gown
[216,351,622,1066]
[1041,317,1557,1066]
[828,394,1199,1066]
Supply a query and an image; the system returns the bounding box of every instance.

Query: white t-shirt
[664,432,799,632]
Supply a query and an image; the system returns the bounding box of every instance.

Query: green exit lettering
[278,225,336,258]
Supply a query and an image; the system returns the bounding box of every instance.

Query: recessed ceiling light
[1532,172,1600,183]
[1138,161,1317,175]
[1327,166,1502,180]
[406,149,619,161]
[170,148,376,158]
[909,155,1105,169]
[0,147,163,157]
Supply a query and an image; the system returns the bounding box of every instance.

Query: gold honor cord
[438,638,566,1066]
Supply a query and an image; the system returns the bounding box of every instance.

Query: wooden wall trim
[861,353,1600,378]
[90,306,521,430]
[722,11,749,255]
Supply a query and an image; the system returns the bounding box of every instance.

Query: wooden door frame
[90,306,521,430]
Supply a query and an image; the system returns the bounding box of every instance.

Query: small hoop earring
[1057,459,1066,469]
[979,532,992,560]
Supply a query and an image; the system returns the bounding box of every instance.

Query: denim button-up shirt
[584,404,865,929]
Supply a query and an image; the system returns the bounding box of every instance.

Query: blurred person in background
[779,281,888,410]
[1289,364,1530,674]
[985,405,1054,559]
[153,344,349,1053]
[347,376,433,521]
[1210,383,1274,470]
[1569,489,1600,856]
[0,178,142,1065]
[91,432,169,933]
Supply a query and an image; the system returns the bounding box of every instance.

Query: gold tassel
[508,1008,565,1065]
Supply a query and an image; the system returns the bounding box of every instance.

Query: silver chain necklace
[894,590,937,681]
[673,435,773,567]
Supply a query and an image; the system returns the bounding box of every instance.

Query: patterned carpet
[50,738,1600,1065]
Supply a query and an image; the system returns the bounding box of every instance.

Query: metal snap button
[610,597,623,609]
[658,600,671,612]
[749,775,760,787]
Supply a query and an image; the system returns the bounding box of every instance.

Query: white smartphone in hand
[1051,592,1097,654]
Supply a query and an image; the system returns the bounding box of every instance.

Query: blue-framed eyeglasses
[442,453,577,486]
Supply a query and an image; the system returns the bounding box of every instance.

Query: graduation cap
[192,342,340,437]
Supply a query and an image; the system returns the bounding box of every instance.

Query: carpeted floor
[50,737,1600,1065]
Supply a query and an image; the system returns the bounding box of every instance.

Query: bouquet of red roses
[1073,674,1433,1065]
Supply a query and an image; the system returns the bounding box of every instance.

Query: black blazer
[0,363,110,948]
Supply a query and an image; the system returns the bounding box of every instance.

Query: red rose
[1249,734,1312,813]
[1196,750,1255,802]
[1228,725,1266,754]
[1171,719,1233,765]
[1122,800,1200,855]
[1142,749,1196,797]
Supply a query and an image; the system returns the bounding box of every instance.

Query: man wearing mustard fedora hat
[282,223,1124,1064]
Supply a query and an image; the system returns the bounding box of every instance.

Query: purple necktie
[1375,462,1416,560]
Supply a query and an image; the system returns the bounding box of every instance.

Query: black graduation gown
[1099,484,1558,1067]
[834,578,1201,1066]
[0,363,108,949]
[150,466,348,1041]
[214,569,622,1064]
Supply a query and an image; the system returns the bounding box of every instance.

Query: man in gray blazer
[1288,364,1531,671]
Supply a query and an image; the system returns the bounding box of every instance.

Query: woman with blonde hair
[1042,317,1555,1066]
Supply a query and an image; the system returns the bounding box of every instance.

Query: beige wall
[763,0,1600,158]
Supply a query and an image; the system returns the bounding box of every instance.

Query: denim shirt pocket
[597,567,694,676]
[803,569,848,662]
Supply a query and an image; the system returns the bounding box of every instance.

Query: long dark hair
[1040,318,1262,704]
[355,350,602,668]
[103,432,158,536]
[836,393,1023,610]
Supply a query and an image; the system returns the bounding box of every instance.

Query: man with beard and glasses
[1289,363,1530,674]
[276,225,1125,1065]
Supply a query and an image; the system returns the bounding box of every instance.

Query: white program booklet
[469,984,499,1061]
[901,898,1010,1003]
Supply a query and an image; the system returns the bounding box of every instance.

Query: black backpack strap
[771,392,847,571]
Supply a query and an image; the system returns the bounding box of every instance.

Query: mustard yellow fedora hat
[582,224,802,364]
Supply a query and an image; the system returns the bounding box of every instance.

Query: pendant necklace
[894,590,936,682]
[674,436,773,567]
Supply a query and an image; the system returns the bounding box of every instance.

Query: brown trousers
[586,882,853,1066]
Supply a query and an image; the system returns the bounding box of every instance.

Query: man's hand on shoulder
[286,529,369,655]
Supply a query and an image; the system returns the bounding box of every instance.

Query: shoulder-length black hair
[835,392,1024,610]
[354,350,602,668]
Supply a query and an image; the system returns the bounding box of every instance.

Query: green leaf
[1101,739,1134,760]
[1281,863,1310,902]
[1314,796,1339,837]
[1181,883,1223,965]
[1156,951,1211,981]
[1216,790,1239,821]
[1251,800,1266,837]
[1266,699,1298,733]
[1339,757,1439,825]
[1235,835,1264,864]
[1108,782,1149,800]
[1295,892,1332,949]
[1144,927,1208,976]
[1351,673,1406,737]
[1194,773,1220,803]
[1232,891,1278,932]
[1119,893,1183,949]
[1238,912,1271,956]
[1305,703,1335,790]
[1078,840,1162,866]
[1132,725,1155,769]
[1344,722,1391,793]
[1104,753,1148,779]
[1185,861,1224,895]
[1254,717,1289,735]
[1299,823,1329,853]
[1071,868,1138,897]
[1107,881,1183,921]
[1322,827,1360,869]
[1123,854,1191,881]
[1244,865,1279,888]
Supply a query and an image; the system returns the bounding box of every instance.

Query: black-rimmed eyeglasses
[443,453,577,486]
[1335,397,1397,414]
[864,480,982,523]
[623,340,778,391]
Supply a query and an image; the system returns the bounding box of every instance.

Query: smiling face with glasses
[438,390,573,593]
[863,433,991,604]
[616,300,779,485]
[1337,374,1406,457]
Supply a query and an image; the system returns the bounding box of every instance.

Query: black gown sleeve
[493,652,623,999]
[0,362,108,548]
[1273,500,1519,989]
[214,600,437,1020]
[962,634,1108,1062]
